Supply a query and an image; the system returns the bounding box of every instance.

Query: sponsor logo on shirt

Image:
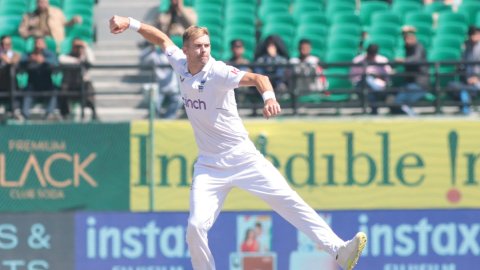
[182,97,207,110]
[231,67,240,75]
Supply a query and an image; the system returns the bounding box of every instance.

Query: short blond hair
[182,26,209,45]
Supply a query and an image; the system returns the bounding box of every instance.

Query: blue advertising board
[75,210,480,270]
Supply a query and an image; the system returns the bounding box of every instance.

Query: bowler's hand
[109,15,130,34]
[263,99,281,119]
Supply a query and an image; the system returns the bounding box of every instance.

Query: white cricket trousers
[186,152,345,270]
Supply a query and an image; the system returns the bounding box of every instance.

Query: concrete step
[92,81,144,92]
[95,94,144,107]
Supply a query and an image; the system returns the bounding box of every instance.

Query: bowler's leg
[234,158,344,256]
[187,165,231,270]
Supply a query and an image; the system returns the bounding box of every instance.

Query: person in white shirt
[109,15,367,270]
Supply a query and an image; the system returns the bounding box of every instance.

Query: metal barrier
[0,60,478,120]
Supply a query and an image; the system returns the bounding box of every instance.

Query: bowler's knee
[186,217,211,244]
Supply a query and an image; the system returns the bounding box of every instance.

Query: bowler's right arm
[109,15,174,50]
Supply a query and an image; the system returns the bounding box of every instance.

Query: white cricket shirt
[165,46,258,159]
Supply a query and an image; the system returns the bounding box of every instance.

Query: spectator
[20,37,59,119]
[140,43,182,119]
[448,26,480,115]
[228,39,250,68]
[18,0,82,49]
[254,35,290,95]
[157,0,197,36]
[0,35,21,117]
[350,44,392,115]
[393,26,429,116]
[59,38,98,120]
[290,39,326,92]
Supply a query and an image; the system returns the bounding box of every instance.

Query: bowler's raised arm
[109,15,174,50]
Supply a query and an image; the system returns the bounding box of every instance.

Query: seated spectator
[140,43,182,119]
[228,39,250,70]
[20,37,59,119]
[254,35,290,95]
[290,39,326,92]
[59,38,97,120]
[157,0,197,36]
[0,35,21,117]
[19,0,82,49]
[448,26,480,115]
[350,44,392,115]
[393,26,429,116]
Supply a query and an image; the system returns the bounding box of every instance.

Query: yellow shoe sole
[347,232,367,270]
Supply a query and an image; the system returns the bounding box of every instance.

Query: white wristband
[128,17,141,32]
[262,91,276,102]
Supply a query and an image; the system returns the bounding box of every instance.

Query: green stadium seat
[0,3,27,15]
[298,13,328,26]
[226,0,256,5]
[327,35,359,51]
[371,11,402,26]
[323,69,352,101]
[0,16,23,36]
[458,2,480,26]
[368,24,401,39]
[326,4,356,23]
[435,23,467,39]
[260,23,296,48]
[392,2,423,20]
[225,5,256,17]
[331,12,361,26]
[431,35,463,51]
[195,5,223,16]
[292,2,323,23]
[428,48,461,87]
[329,24,362,40]
[359,1,389,26]
[424,2,452,14]
[195,0,223,8]
[263,13,295,27]
[198,15,223,27]
[297,24,328,39]
[224,25,256,38]
[404,11,433,28]
[325,49,357,64]
[11,36,26,53]
[67,25,94,43]
[437,11,468,26]
[258,3,290,19]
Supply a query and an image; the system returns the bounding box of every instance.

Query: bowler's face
[184,35,211,66]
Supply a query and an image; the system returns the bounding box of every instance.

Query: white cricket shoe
[336,232,367,270]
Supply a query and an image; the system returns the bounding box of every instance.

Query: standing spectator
[59,38,98,120]
[18,0,82,49]
[448,26,480,115]
[350,44,392,115]
[140,43,182,119]
[290,39,326,92]
[0,35,21,117]
[157,0,197,36]
[393,26,428,116]
[254,35,290,95]
[20,37,58,119]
